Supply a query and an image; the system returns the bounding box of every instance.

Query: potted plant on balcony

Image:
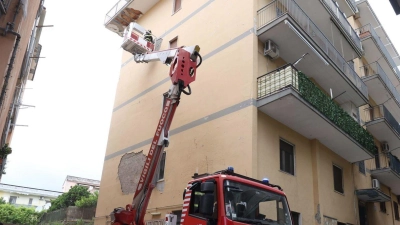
[0,143,12,164]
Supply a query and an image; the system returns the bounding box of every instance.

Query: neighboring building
[0,183,62,211]
[97,1,400,225]
[62,175,100,193]
[0,0,46,180]
[389,0,400,14]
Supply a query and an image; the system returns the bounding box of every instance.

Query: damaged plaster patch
[118,151,146,195]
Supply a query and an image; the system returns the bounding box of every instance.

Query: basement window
[291,211,301,225]
[333,165,344,194]
[280,139,295,175]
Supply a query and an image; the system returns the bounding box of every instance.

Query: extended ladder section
[112,22,202,225]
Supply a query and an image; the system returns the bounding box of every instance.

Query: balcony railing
[347,0,358,13]
[321,0,362,52]
[257,64,375,154]
[257,0,368,99]
[369,153,400,175]
[0,0,12,15]
[361,62,400,104]
[364,105,400,136]
[356,24,400,78]
[104,0,134,25]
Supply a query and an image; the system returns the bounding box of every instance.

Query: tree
[48,185,91,212]
[0,204,41,225]
[0,197,6,204]
[75,191,98,208]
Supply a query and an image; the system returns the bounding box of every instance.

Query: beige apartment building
[97,0,400,225]
[0,0,46,180]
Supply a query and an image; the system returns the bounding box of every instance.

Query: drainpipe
[0,0,22,113]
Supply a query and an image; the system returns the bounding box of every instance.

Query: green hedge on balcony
[297,72,376,155]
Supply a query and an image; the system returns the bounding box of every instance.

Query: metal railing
[347,0,359,14]
[368,153,400,176]
[356,24,400,79]
[40,207,95,224]
[104,0,134,25]
[257,64,376,154]
[364,105,400,136]
[0,0,12,15]
[360,62,400,104]
[145,220,164,225]
[257,0,368,99]
[321,0,362,51]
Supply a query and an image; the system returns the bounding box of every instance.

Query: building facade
[0,183,62,211]
[0,0,46,180]
[62,175,100,193]
[97,0,400,225]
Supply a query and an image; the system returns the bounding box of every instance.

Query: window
[337,222,346,225]
[375,153,380,169]
[348,60,354,71]
[189,180,218,220]
[9,196,17,204]
[394,202,400,220]
[380,202,386,213]
[333,165,344,193]
[280,140,294,175]
[291,211,300,225]
[169,37,178,49]
[157,152,166,181]
[358,161,365,174]
[173,0,181,14]
[28,198,33,205]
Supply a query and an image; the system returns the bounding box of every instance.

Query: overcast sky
[2,0,400,192]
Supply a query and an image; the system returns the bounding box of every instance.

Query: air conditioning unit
[372,179,380,189]
[264,40,280,60]
[382,142,390,152]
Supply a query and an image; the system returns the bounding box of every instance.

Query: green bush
[0,204,42,225]
[75,191,98,208]
[0,197,6,204]
[48,185,91,212]
[297,72,376,154]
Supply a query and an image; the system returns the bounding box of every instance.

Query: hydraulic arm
[112,46,202,225]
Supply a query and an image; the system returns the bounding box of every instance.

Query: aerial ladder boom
[112,23,202,225]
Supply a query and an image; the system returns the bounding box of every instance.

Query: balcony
[28,44,41,81]
[257,64,375,163]
[335,0,358,16]
[104,0,160,36]
[364,105,400,156]
[368,153,400,195]
[257,0,368,107]
[356,24,400,87]
[361,62,400,121]
[320,0,363,55]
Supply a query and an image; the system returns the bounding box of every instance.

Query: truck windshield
[224,180,292,225]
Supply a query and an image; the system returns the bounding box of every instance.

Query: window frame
[394,201,400,221]
[291,211,301,225]
[380,202,387,213]
[9,196,17,204]
[28,198,33,205]
[169,36,178,49]
[358,161,366,175]
[279,139,295,176]
[157,151,166,181]
[333,164,344,194]
[172,0,182,15]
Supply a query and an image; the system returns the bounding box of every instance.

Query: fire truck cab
[180,168,293,225]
